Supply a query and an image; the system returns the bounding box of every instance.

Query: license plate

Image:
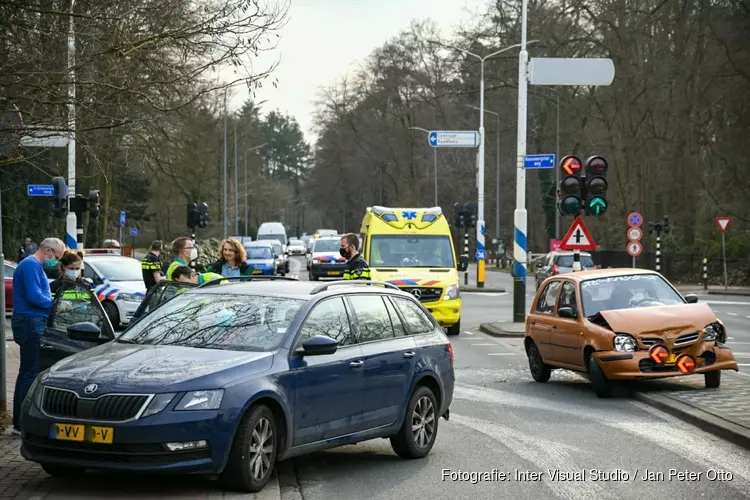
[665,353,676,365]
[51,423,114,443]
[253,270,262,274]
[328,271,341,276]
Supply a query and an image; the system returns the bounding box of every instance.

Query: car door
[551,281,584,367]
[131,281,196,325]
[289,297,365,447]
[41,281,115,370]
[528,280,562,361]
[347,294,418,430]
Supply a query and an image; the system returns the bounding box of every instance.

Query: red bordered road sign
[627,227,642,241]
[627,212,643,227]
[559,216,597,251]
[716,217,732,233]
[627,241,642,257]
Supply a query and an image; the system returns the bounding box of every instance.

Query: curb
[462,287,506,293]
[278,460,303,500]
[633,392,750,451]
[707,290,750,297]
[479,323,526,338]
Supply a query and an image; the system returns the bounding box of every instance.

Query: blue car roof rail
[197,275,300,288]
[310,280,400,295]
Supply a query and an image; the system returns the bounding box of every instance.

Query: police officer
[50,251,89,298]
[141,240,165,291]
[340,233,371,280]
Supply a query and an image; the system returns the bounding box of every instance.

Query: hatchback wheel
[221,404,277,493]
[588,355,612,398]
[527,342,551,383]
[705,370,721,388]
[390,385,438,459]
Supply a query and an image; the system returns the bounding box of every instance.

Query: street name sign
[524,154,555,169]
[559,216,596,250]
[27,184,55,197]
[627,241,643,257]
[529,58,615,86]
[428,131,479,148]
[716,217,731,233]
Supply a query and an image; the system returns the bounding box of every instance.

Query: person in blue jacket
[11,237,65,434]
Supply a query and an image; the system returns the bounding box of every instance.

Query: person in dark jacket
[340,233,371,280]
[207,238,254,277]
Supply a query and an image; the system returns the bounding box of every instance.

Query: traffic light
[187,202,199,228]
[465,202,477,228]
[51,176,68,218]
[88,189,100,219]
[198,202,208,228]
[453,203,466,228]
[557,155,583,216]
[583,155,608,216]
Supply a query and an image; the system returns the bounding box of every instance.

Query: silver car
[534,251,596,290]
[268,239,290,275]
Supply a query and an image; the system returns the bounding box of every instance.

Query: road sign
[120,211,126,227]
[528,58,615,86]
[475,249,486,261]
[428,131,479,148]
[559,216,596,250]
[627,212,642,227]
[627,241,643,257]
[27,184,55,197]
[129,227,138,237]
[524,154,555,169]
[627,227,642,241]
[716,217,732,233]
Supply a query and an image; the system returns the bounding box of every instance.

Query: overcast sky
[226,0,489,144]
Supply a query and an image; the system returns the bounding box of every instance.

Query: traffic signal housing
[52,176,68,218]
[557,155,583,216]
[583,155,608,216]
[198,202,208,228]
[187,202,199,228]
[88,190,100,219]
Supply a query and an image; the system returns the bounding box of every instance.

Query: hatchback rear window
[556,255,594,268]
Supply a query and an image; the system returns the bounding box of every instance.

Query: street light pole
[243,143,268,237]
[467,106,500,245]
[234,118,238,235]
[66,0,79,253]
[222,90,228,239]
[408,126,437,205]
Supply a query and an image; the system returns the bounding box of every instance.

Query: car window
[391,297,435,335]
[296,297,354,347]
[383,296,407,337]
[50,283,107,334]
[87,258,142,281]
[556,255,594,268]
[558,282,577,314]
[82,264,99,282]
[313,239,339,252]
[535,281,562,314]
[581,274,685,317]
[348,295,395,343]
[4,264,14,278]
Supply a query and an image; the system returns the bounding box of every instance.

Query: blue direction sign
[428,131,479,148]
[475,249,487,261]
[120,211,126,227]
[524,154,555,169]
[129,226,138,237]
[27,184,55,197]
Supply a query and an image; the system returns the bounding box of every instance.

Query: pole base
[513,277,526,323]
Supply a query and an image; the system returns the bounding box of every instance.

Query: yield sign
[559,216,597,250]
[716,217,732,233]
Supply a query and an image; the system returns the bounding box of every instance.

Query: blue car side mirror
[295,335,338,356]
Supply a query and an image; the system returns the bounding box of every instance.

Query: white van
[257,222,288,247]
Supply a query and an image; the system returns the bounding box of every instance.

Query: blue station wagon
[20,279,455,493]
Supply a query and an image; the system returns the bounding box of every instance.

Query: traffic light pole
[0,185,7,412]
[463,223,469,286]
[66,1,80,254]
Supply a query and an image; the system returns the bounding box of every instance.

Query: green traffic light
[559,195,582,216]
[588,196,608,215]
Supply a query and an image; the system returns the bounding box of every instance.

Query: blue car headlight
[174,390,224,411]
[141,392,177,417]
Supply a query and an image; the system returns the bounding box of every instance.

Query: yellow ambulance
[359,206,468,335]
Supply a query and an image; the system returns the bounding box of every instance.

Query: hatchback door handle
[40,342,54,350]
[349,360,363,368]
[403,352,415,358]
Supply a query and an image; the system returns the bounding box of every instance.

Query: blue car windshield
[117,293,304,351]
[246,246,273,260]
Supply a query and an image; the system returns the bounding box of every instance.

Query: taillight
[552,265,560,274]
[676,354,696,374]
[649,345,669,364]
[593,265,600,269]
[447,343,454,365]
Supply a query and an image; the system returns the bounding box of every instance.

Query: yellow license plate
[665,354,676,365]
[328,271,341,276]
[253,270,262,274]
[51,423,114,443]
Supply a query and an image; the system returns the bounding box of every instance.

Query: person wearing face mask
[49,251,90,298]
[11,237,65,435]
[340,233,371,280]
[166,237,199,281]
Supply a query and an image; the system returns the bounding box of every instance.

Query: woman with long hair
[207,239,254,277]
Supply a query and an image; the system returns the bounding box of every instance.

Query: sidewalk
[462,263,509,293]
[675,284,750,296]
[479,322,526,338]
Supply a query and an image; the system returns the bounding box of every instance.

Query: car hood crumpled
[597,303,718,336]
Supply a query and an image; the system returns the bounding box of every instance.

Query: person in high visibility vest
[50,251,91,299]
[172,266,224,285]
[167,237,198,280]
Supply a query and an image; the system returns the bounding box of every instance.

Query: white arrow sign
[428,131,479,148]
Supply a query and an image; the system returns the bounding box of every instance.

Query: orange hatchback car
[525,269,739,397]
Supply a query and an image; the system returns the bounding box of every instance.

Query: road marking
[728,341,750,344]
[471,343,495,346]
[487,352,518,356]
[706,300,750,305]
[464,292,507,296]
[727,312,738,316]
[462,331,474,335]
[729,353,750,357]
[738,363,750,367]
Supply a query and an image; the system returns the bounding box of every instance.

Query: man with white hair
[11,237,65,435]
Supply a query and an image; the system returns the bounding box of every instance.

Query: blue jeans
[12,315,46,430]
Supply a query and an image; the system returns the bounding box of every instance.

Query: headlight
[703,322,725,342]
[28,373,46,408]
[119,293,143,302]
[141,392,177,417]
[312,259,320,264]
[613,333,637,352]
[174,390,224,411]
[445,284,460,300]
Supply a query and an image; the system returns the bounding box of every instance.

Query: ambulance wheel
[446,322,460,336]
[103,301,120,328]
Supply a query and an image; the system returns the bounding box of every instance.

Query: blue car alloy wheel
[221,404,278,492]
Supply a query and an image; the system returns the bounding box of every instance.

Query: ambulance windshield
[370,235,455,268]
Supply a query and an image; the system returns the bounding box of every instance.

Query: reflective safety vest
[199,272,224,285]
[52,289,91,301]
[166,258,189,280]
[343,254,371,280]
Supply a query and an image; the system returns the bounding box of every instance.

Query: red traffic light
[560,155,582,176]
[585,155,608,176]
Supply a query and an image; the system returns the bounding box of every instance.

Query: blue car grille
[42,387,149,422]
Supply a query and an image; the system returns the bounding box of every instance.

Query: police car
[80,250,147,327]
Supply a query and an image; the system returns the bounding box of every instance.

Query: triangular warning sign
[559,216,597,250]
[716,217,732,233]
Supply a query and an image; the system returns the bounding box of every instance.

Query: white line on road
[727,312,739,316]
[487,352,518,356]
[729,341,750,344]
[728,353,750,357]
[462,331,474,335]
[706,300,750,305]
[471,343,496,346]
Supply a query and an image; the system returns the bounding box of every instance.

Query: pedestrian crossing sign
[559,216,597,250]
